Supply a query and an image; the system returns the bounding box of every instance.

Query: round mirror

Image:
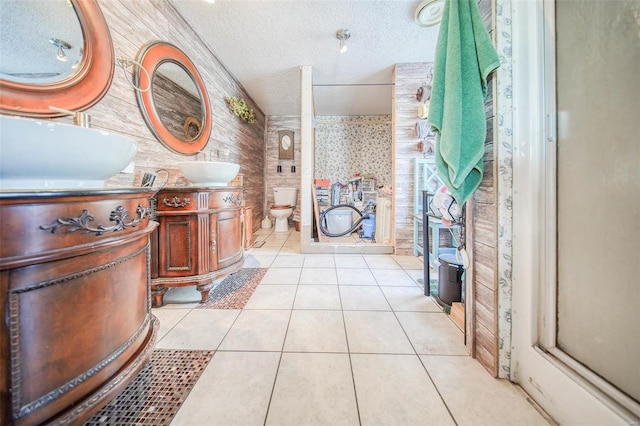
[136,42,211,155]
[0,0,114,117]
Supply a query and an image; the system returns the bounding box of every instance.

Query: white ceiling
[170,0,441,117]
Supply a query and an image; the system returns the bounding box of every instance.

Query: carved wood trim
[50,316,159,426]
[39,205,149,236]
[8,244,149,419]
[162,197,191,208]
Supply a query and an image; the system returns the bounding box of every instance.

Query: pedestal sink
[177,161,240,186]
[0,115,137,190]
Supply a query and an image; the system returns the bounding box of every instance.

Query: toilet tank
[273,187,298,206]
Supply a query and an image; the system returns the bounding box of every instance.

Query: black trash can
[437,253,464,306]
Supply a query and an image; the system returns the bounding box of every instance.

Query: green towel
[429,0,500,206]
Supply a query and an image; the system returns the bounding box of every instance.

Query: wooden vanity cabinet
[151,187,244,307]
[0,189,158,426]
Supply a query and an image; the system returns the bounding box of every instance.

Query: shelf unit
[413,157,446,257]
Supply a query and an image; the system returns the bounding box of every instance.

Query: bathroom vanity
[151,186,244,306]
[0,189,158,426]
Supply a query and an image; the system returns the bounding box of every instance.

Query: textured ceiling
[170,0,440,116]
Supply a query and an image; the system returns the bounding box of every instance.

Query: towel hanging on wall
[429,0,500,206]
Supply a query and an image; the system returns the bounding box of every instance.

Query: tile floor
[153,228,552,426]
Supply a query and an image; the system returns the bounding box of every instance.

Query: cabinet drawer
[156,191,198,212]
[209,189,243,209]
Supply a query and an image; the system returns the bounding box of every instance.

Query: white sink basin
[0,115,137,190]
[177,161,240,186]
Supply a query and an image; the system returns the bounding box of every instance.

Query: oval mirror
[135,42,211,155]
[0,0,114,117]
[281,134,291,151]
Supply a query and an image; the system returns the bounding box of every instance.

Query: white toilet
[270,187,298,233]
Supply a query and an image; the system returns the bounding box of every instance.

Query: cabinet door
[213,208,243,270]
[157,215,198,277]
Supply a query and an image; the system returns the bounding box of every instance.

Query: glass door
[511,0,639,423]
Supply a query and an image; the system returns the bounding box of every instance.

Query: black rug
[84,349,213,425]
[197,268,268,309]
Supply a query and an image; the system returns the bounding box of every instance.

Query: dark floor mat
[197,268,268,309]
[84,349,213,426]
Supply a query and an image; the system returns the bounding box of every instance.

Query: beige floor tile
[392,255,424,269]
[283,310,348,353]
[421,355,551,425]
[396,312,467,355]
[343,311,414,354]
[293,285,342,310]
[155,309,240,350]
[243,284,297,309]
[299,267,338,284]
[334,254,368,268]
[339,286,391,311]
[372,268,417,286]
[380,286,441,312]
[363,255,401,269]
[162,285,202,305]
[243,254,276,268]
[151,308,190,341]
[404,268,426,284]
[337,268,378,285]
[271,254,305,268]
[260,267,301,284]
[250,246,281,255]
[303,254,336,268]
[266,232,290,242]
[278,245,301,255]
[266,353,359,426]
[218,309,291,351]
[171,351,280,426]
[351,354,455,426]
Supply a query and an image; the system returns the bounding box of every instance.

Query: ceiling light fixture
[336,29,351,53]
[49,38,72,62]
[414,0,445,27]
[203,0,215,3]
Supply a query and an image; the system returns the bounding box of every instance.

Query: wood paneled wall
[55,0,266,228]
[393,0,500,377]
[471,0,499,376]
[392,62,434,256]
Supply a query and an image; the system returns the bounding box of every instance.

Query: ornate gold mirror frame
[135,42,211,155]
[0,0,114,117]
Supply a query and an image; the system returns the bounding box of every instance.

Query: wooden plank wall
[392,63,434,256]
[56,0,266,229]
[472,0,499,376]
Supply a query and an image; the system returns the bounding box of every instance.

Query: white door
[511,1,639,424]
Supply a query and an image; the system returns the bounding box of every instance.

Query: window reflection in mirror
[0,0,84,84]
[153,62,204,142]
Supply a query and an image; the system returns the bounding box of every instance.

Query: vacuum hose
[319,204,369,237]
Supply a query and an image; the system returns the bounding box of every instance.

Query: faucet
[49,106,91,128]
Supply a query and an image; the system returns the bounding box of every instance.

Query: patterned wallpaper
[496,0,515,380]
[314,116,392,187]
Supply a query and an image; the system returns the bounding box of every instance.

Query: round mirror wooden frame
[0,0,114,117]
[135,42,211,155]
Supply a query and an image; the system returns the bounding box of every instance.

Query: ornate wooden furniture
[0,189,158,426]
[151,187,244,307]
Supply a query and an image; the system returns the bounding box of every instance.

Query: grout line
[337,264,363,426]
[262,260,299,426]
[379,286,459,425]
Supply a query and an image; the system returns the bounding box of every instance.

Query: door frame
[510,0,638,424]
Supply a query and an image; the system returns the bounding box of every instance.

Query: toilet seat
[271,204,292,209]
